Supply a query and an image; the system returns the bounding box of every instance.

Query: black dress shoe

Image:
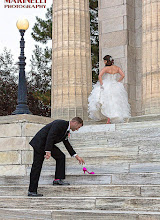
[28,191,43,197]
[53,179,70,185]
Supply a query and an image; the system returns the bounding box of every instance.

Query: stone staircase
[0,119,160,219]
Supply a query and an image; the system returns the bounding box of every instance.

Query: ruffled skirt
[88,79,131,123]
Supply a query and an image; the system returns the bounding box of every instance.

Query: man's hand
[75,155,85,165]
[45,152,51,159]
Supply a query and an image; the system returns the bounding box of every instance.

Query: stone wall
[135,0,142,116]
[0,115,52,176]
[142,0,160,115]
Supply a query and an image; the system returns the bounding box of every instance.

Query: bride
[88,55,131,124]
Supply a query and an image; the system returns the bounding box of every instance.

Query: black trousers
[28,145,65,192]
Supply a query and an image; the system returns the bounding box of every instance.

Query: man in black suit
[28,117,85,197]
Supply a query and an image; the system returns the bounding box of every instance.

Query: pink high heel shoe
[107,118,111,124]
[83,167,95,174]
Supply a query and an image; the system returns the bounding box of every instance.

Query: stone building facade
[51,0,160,120]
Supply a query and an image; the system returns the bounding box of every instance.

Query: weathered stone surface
[0,116,160,218]
[21,151,33,165]
[130,163,160,173]
[124,16,135,32]
[99,5,126,20]
[102,46,125,59]
[141,186,160,197]
[0,174,111,185]
[100,0,123,9]
[139,214,160,220]
[0,165,26,176]
[0,185,140,197]
[0,151,21,165]
[116,120,160,130]
[127,4,135,19]
[52,0,92,120]
[0,137,26,151]
[129,31,135,47]
[52,210,138,220]
[142,0,160,114]
[129,114,160,122]
[0,114,52,125]
[101,31,128,48]
[65,174,111,185]
[96,197,160,211]
[124,0,135,7]
[0,208,52,220]
[101,16,124,34]
[0,197,95,210]
[29,163,129,176]
[53,210,160,220]
[73,124,115,133]
[22,123,44,137]
[0,124,21,138]
[62,155,160,166]
[112,173,160,185]
[62,146,139,157]
[135,0,142,8]
[135,6,142,21]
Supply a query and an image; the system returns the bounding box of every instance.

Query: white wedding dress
[88,73,131,123]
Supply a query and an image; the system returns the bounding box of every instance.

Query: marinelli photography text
[4,0,46,8]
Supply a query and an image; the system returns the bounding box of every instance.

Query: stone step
[27,162,160,176]
[52,209,160,220]
[44,154,160,167]
[0,196,95,210]
[0,208,52,220]
[115,120,160,131]
[70,120,160,138]
[0,185,141,197]
[2,147,160,169]
[1,196,160,212]
[29,163,129,175]
[75,130,160,143]
[1,185,160,198]
[1,209,160,220]
[24,143,160,167]
[0,174,111,185]
[1,173,160,186]
[129,114,160,123]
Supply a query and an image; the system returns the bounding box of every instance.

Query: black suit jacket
[29,120,76,156]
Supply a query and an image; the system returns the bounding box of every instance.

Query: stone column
[142,0,160,114]
[51,0,92,120]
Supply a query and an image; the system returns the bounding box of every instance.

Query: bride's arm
[118,67,125,82]
[98,67,107,85]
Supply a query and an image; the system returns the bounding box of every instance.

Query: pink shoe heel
[83,167,95,174]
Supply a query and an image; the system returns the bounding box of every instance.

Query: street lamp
[12,18,32,115]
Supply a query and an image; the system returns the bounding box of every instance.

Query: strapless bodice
[102,73,117,81]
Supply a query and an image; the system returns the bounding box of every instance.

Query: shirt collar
[67,122,70,131]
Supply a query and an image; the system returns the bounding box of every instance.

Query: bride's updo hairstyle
[103,55,114,66]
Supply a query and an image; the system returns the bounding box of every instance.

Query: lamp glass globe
[16,19,29,30]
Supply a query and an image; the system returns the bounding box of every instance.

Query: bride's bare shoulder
[112,65,119,69]
[112,65,120,71]
[102,66,109,71]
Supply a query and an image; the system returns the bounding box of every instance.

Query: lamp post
[12,18,32,115]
